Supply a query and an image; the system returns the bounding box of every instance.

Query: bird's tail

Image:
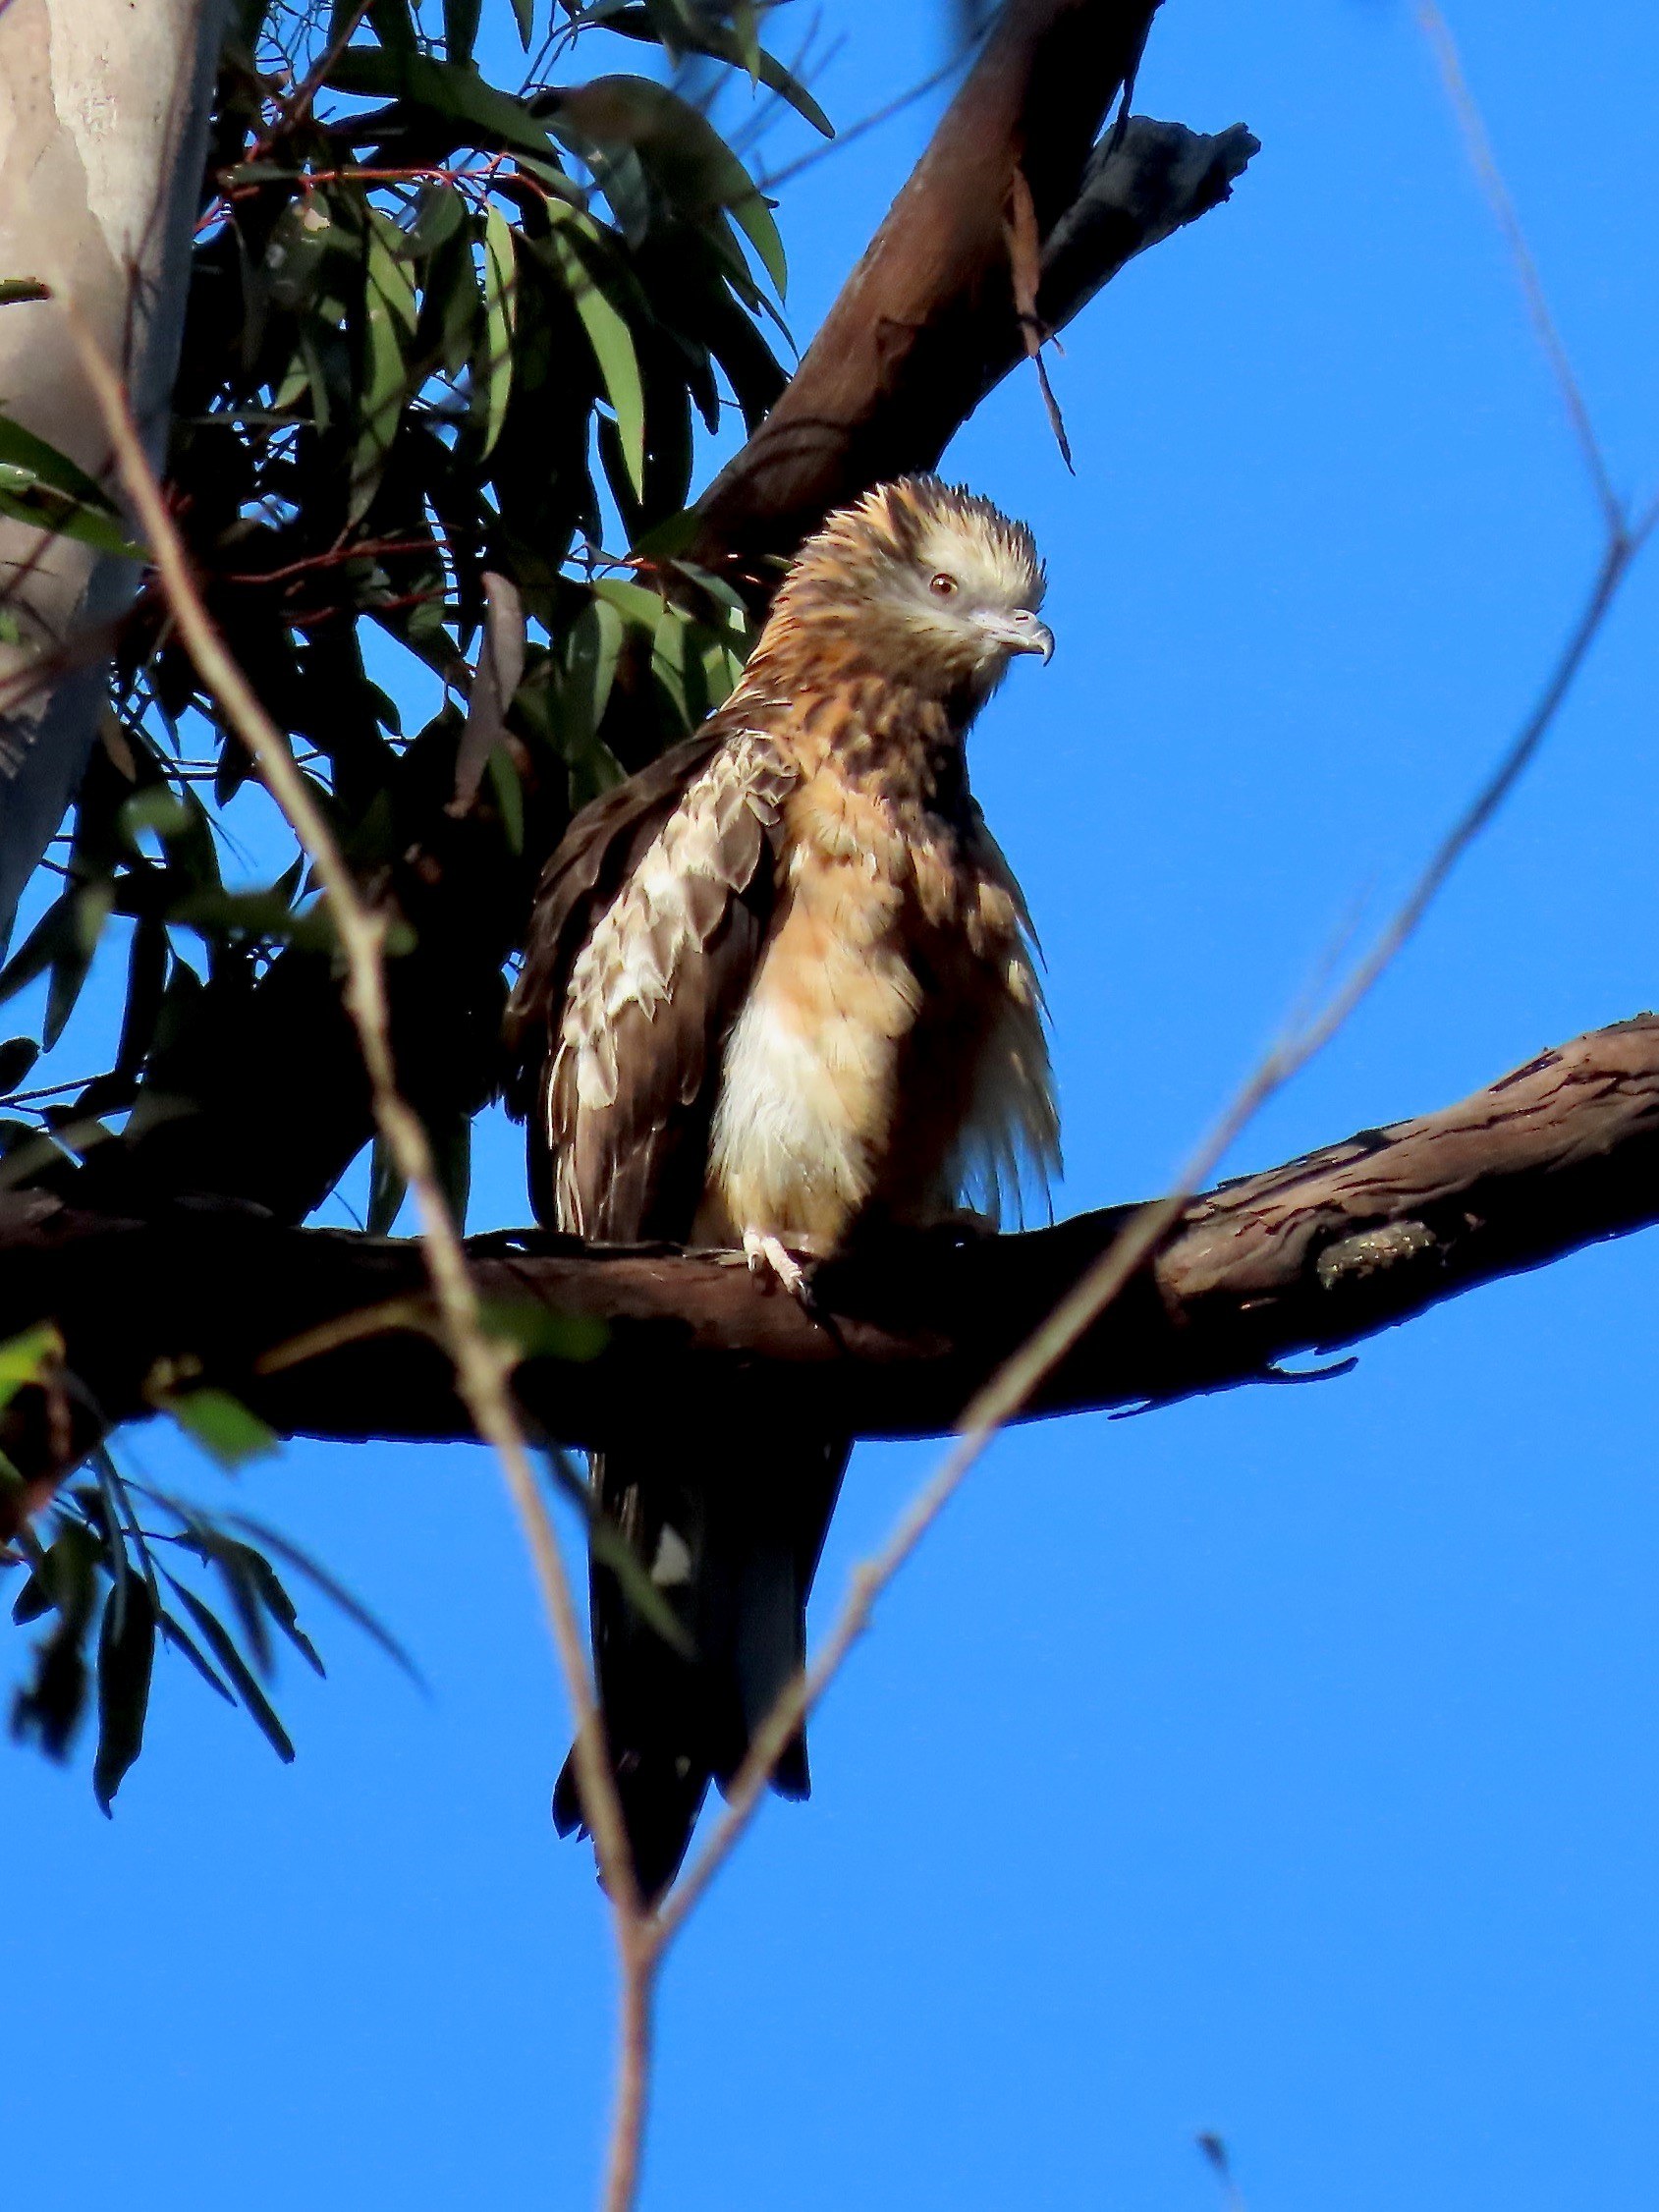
[553,1432,850,1902]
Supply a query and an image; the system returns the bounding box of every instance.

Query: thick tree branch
[691,5,1258,571]
[3,1018,1655,1521]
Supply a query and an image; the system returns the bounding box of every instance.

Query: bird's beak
[976,608,1054,662]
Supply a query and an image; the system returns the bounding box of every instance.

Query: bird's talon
[743,1230,814,1304]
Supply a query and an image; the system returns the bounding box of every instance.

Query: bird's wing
[948,802,1062,1225]
[505,725,794,1240]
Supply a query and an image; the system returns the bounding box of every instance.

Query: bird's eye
[929,573,958,598]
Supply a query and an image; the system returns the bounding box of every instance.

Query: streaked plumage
[505,475,1060,1895]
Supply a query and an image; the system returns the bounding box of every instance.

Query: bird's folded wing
[505,726,794,1241]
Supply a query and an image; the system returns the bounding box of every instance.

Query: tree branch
[691,4,1257,571]
[4,1018,1656,1513]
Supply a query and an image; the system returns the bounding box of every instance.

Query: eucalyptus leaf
[0,1319,62,1409]
[92,1576,155,1814]
[602,4,835,136]
[478,204,518,461]
[166,1388,279,1470]
[542,221,645,498]
[443,0,482,63]
[326,51,561,166]
[0,1036,39,1095]
[367,1133,407,1234]
[350,213,417,523]
[163,1579,295,1764]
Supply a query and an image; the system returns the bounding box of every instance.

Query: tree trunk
[0,0,227,943]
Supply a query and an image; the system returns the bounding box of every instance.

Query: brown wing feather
[505,726,794,1240]
[503,731,721,1114]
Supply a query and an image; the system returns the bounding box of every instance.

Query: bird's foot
[743,1229,816,1306]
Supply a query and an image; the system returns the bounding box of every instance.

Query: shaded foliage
[0,0,820,1789]
[0,1316,414,1806]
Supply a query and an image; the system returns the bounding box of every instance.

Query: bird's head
[763,475,1051,714]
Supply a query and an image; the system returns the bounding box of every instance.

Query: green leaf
[118,786,192,849]
[0,1324,67,1411]
[428,1106,471,1233]
[43,878,114,1050]
[163,1579,295,1763]
[603,5,834,137]
[475,1297,607,1364]
[650,600,691,731]
[696,617,746,712]
[0,892,75,1009]
[560,592,626,786]
[12,1521,98,1759]
[326,52,561,166]
[590,576,663,630]
[221,1512,422,1684]
[115,912,169,1076]
[0,414,140,556]
[0,1036,39,1094]
[363,0,416,48]
[12,1570,51,1625]
[408,180,469,258]
[543,221,645,498]
[237,1546,325,1679]
[0,414,119,510]
[92,1575,155,1814]
[0,470,142,559]
[157,1606,237,1705]
[0,278,51,307]
[350,211,418,525]
[510,0,535,46]
[558,77,787,298]
[166,1388,279,1470]
[478,204,518,461]
[366,1133,407,1234]
[169,887,337,952]
[484,744,525,855]
[443,0,482,62]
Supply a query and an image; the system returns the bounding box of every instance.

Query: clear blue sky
[9,3,1659,2207]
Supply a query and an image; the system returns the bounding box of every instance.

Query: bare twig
[1413,1,1624,535]
[54,289,656,2089]
[656,29,1659,1940]
[661,523,1651,1935]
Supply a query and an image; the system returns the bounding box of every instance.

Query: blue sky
[8,2,1659,2207]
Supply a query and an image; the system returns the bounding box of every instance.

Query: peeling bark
[3,1020,1655,1529]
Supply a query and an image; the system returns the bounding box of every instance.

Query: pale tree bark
[0,0,228,943]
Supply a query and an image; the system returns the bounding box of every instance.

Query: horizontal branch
[3,1020,1656,1515]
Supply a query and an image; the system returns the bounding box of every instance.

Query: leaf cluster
[0,1322,415,1809]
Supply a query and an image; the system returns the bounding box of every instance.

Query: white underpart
[710,993,870,1234]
